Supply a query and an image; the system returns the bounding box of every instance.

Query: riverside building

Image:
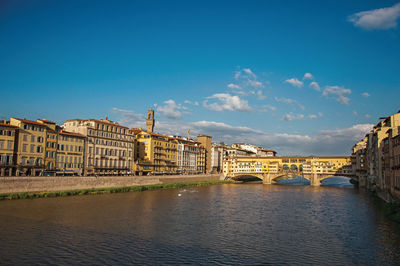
[10,118,47,176]
[63,118,135,176]
[0,121,18,176]
[352,110,400,203]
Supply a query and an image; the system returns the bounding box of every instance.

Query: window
[0,140,3,149]
[31,136,35,142]
[23,134,27,141]
[7,141,12,150]
[22,144,27,152]
[30,145,35,153]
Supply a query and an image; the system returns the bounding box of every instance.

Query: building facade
[56,131,85,175]
[0,122,18,176]
[63,118,135,176]
[352,110,400,203]
[134,130,178,175]
[197,135,212,173]
[176,138,201,174]
[10,118,47,176]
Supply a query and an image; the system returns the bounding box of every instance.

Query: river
[0,180,399,265]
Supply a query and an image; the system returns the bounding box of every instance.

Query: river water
[0,180,399,265]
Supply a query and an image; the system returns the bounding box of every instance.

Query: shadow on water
[275,175,354,187]
[321,176,354,188]
[275,176,310,186]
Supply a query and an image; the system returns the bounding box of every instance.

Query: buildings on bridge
[209,143,277,173]
[352,110,400,203]
[223,156,352,186]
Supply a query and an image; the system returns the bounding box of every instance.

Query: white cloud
[243,68,257,79]
[348,3,400,30]
[318,112,323,117]
[322,86,352,105]
[303,73,313,80]
[184,100,200,106]
[353,110,358,116]
[259,104,276,112]
[285,78,304,88]
[309,81,321,91]
[230,68,266,96]
[249,80,263,88]
[283,113,305,121]
[203,93,251,112]
[362,92,370,98]
[256,90,266,100]
[274,97,305,110]
[227,83,241,89]
[157,99,183,119]
[113,107,373,155]
[308,114,318,119]
[365,114,371,118]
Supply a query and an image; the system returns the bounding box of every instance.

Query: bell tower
[146,108,155,133]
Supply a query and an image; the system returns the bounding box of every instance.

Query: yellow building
[10,118,47,176]
[56,131,85,175]
[197,146,206,173]
[197,135,212,173]
[37,119,58,172]
[133,130,178,175]
[0,121,18,176]
[223,156,352,179]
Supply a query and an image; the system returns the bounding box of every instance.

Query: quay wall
[0,174,223,194]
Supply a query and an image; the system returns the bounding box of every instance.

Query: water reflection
[0,184,398,265]
[274,175,354,187]
[321,176,353,187]
[275,175,310,185]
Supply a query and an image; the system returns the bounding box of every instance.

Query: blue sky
[1,0,399,155]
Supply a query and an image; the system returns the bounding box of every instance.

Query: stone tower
[146,108,155,133]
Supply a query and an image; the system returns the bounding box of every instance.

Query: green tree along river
[0,180,399,265]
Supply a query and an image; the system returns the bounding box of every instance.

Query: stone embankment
[0,174,224,194]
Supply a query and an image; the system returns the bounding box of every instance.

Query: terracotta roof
[59,131,86,138]
[0,122,18,128]
[129,128,143,135]
[150,132,177,140]
[64,119,83,122]
[12,118,47,126]
[174,136,200,144]
[260,149,276,153]
[183,143,200,148]
[197,134,211,138]
[37,119,56,124]
[86,119,129,129]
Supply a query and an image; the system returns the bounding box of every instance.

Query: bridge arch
[231,174,264,182]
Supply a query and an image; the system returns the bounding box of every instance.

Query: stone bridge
[223,156,354,186]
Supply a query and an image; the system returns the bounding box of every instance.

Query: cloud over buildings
[113,107,372,156]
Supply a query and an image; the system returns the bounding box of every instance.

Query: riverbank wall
[0,174,224,194]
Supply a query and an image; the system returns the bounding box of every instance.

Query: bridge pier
[262,173,272,184]
[304,173,321,186]
[310,175,321,186]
